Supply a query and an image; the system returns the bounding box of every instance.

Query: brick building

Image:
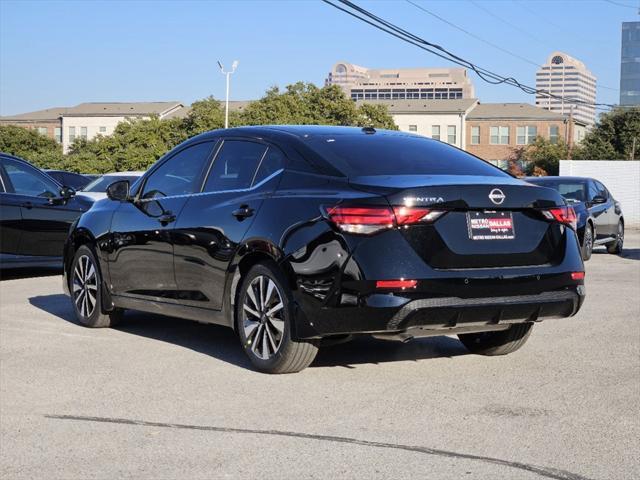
[465,103,587,167]
[0,107,67,143]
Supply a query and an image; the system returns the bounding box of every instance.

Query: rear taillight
[325,205,444,234]
[571,272,585,280]
[376,279,418,289]
[542,206,577,230]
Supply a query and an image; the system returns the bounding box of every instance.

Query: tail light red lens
[543,206,577,230]
[326,205,443,234]
[571,271,585,280]
[376,279,418,289]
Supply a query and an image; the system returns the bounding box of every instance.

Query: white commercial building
[327,61,475,102]
[60,102,183,153]
[357,99,478,150]
[535,51,597,127]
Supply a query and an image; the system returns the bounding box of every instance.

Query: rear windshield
[83,175,140,192]
[304,134,509,178]
[527,179,587,203]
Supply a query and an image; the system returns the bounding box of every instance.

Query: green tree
[239,82,396,128]
[0,125,64,168]
[182,96,227,135]
[573,107,640,160]
[509,137,569,176]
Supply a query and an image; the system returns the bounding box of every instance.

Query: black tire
[70,245,123,328]
[236,262,318,374]
[458,323,533,356]
[581,223,593,261]
[606,221,624,255]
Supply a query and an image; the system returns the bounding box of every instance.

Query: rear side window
[305,134,508,177]
[203,140,267,192]
[252,147,286,185]
[142,142,214,199]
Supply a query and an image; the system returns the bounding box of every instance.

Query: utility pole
[217,60,239,129]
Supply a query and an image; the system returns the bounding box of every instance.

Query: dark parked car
[45,170,93,190]
[526,176,624,260]
[63,126,585,373]
[0,153,94,269]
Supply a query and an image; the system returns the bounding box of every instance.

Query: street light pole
[217,60,238,129]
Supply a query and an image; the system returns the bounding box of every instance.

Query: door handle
[232,205,254,220]
[158,212,176,225]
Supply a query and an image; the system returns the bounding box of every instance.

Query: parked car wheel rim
[617,223,624,247]
[242,275,285,360]
[73,255,98,318]
[584,226,593,253]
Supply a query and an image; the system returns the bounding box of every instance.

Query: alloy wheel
[617,223,624,248]
[242,275,285,360]
[584,227,593,254]
[73,255,98,319]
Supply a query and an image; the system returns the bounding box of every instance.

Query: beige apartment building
[535,51,596,127]
[0,102,183,153]
[326,61,475,102]
[465,103,587,167]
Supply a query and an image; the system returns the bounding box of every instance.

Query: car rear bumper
[292,281,585,339]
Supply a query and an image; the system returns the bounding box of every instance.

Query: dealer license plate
[467,211,515,240]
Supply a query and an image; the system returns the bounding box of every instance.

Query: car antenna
[362,126,376,134]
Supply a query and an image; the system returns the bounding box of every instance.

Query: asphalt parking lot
[1,234,639,480]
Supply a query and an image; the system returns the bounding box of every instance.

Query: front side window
[431,125,441,141]
[549,125,560,144]
[447,125,456,144]
[2,157,59,198]
[203,140,267,192]
[141,142,215,199]
[471,126,480,145]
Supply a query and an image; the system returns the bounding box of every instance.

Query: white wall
[393,113,466,149]
[560,160,640,228]
[61,116,144,153]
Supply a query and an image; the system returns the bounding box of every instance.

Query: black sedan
[0,153,94,269]
[63,126,585,373]
[45,169,94,190]
[526,176,624,260]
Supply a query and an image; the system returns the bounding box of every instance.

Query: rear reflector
[326,205,444,234]
[376,279,418,289]
[571,272,585,280]
[543,206,577,230]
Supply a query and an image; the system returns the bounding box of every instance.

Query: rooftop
[355,98,478,114]
[467,102,583,123]
[0,101,183,120]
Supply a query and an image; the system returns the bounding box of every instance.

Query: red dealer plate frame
[467,211,516,240]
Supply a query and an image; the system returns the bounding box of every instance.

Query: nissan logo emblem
[489,188,506,205]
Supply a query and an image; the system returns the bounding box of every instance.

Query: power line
[321,0,616,109]
[405,0,539,67]
[603,0,639,9]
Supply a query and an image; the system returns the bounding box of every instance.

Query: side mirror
[106,180,130,202]
[59,186,76,199]
[591,195,607,204]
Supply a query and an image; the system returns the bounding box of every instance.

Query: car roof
[189,125,411,142]
[526,176,594,182]
[102,171,144,176]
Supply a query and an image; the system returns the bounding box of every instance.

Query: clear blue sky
[0,0,636,115]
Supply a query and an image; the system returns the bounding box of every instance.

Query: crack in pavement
[45,414,595,480]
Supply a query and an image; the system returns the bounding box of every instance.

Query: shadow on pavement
[592,247,640,261]
[1,267,61,281]
[28,293,469,371]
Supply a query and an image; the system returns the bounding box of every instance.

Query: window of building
[490,126,509,145]
[517,126,538,145]
[432,125,441,141]
[549,125,560,144]
[80,127,87,140]
[408,125,417,132]
[447,125,457,144]
[68,126,76,143]
[99,126,107,133]
[36,127,48,136]
[471,126,480,145]
[54,127,62,143]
